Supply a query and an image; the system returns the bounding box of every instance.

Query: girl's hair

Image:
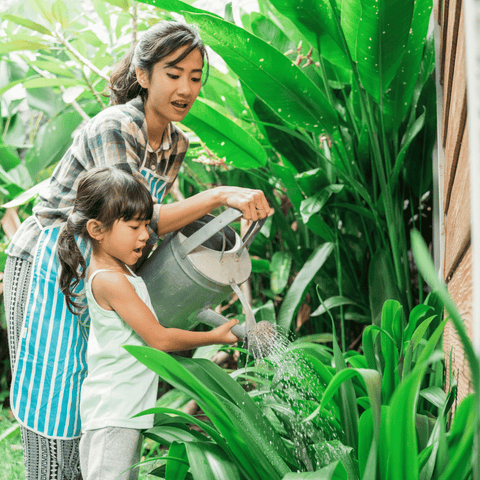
[58,167,154,314]
[109,21,209,105]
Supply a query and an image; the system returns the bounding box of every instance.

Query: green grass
[0,407,24,480]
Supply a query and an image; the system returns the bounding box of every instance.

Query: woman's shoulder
[87,97,146,135]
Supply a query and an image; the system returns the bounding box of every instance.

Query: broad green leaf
[22,78,80,89]
[29,59,76,78]
[277,243,334,332]
[282,461,344,479]
[182,97,267,168]
[2,14,52,35]
[389,110,426,189]
[383,0,433,130]
[419,386,446,410]
[136,0,221,16]
[144,425,209,446]
[166,442,189,480]
[311,295,364,317]
[104,0,131,10]
[269,0,343,49]
[25,110,82,181]
[300,185,344,224]
[183,12,338,134]
[270,251,292,294]
[0,40,48,54]
[270,163,334,241]
[0,136,21,171]
[411,230,475,379]
[348,0,415,102]
[368,249,401,326]
[185,442,241,480]
[125,347,290,480]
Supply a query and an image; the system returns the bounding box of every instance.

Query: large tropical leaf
[182,12,338,134]
[277,243,334,333]
[341,0,415,102]
[182,97,267,168]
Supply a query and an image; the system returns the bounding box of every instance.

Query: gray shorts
[79,427,142,480]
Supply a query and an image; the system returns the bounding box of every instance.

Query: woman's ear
[135,67,148,89]
[86,219,105,242]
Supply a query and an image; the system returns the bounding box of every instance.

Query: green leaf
[419,386,446,410]
[0,39,48,54]
[166,442,189,480]
[182,98,267,168]
[25,110,82,180]
[383,0,434,130]
[411,230,479,391]
[182,12,338,134]
[277,243,334,332]
[300,185,344,224]
[311,295,364,317]
[270,251,292,294]
[136,0,221,16]
[268,0,343,49]
[2,14,52,35]
[346,0,415,102]
[185,442,242,480]
[368,249,401,326]
[124,347,290,480]
[22,77,81,89]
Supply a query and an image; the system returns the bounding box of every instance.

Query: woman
[4,21,272,480]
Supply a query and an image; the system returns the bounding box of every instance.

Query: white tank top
[80,267,159,432]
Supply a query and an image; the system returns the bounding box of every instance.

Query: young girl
[57,166,239,480]
[4,20,272,479]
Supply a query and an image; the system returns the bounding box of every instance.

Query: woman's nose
[177,77,192,96]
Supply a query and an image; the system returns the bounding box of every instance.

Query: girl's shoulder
[88,268,137,310]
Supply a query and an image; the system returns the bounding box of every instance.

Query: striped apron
[10,159,169,439]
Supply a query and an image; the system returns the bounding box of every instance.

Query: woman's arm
[91,271,239,351]
[157,186,273,235]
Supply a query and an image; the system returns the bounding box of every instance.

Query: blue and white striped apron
[10,158,169,439]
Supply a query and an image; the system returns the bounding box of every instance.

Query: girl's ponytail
[58,213,88,315]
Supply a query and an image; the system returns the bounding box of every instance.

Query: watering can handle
[178,208,265,258]
[196,309,246,340]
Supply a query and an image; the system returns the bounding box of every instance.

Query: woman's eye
[167,74,179,80]
[192,77,201,83]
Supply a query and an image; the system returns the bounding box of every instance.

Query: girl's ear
[135,67,149,89]
[86,219,105,242]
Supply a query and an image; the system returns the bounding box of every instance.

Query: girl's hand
[215,186,274,221]
[212,318,240,345]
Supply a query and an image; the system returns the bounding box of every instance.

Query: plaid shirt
[7,96,189,260]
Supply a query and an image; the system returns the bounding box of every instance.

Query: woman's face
[137,45,203,130]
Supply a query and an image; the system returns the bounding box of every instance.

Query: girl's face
[137,45,203,131]
[99,217,150,267]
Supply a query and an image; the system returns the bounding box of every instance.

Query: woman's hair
[58,167,154,314]
[109,21,209,105]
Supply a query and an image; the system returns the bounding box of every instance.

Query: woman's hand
[214,186,274,221]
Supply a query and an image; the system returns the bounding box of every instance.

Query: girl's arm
[91,271,239,352]
[156,186,273,235]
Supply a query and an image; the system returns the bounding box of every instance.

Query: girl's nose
[140,225,150,240]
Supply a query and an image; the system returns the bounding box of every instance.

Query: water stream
[243,325,344,472]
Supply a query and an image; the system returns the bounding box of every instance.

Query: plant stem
[54,31,110,82]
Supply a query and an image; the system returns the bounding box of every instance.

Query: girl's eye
[192,77,201,83]
[167,74,179,80]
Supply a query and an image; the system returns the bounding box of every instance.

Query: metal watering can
[137,208,276,356]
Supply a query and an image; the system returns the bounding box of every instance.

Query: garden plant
[0,0,474,479]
